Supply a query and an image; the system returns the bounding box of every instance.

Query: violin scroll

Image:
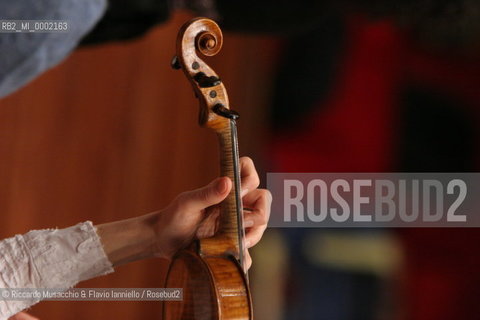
[172,18,235,130]
[195,29,222,57]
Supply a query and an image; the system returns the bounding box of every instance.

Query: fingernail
[245,240,251,248]
[241,188,249,197]
[244,220,254,228]
[216,178,228,194]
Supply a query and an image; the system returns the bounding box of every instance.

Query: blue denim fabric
[0,0,106,98]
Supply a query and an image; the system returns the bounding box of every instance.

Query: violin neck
[216,120,245,260]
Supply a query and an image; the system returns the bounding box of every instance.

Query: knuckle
[260,215,268,226]
[199,188,211,203]
[252,175,260,188]
[255,208,268,227]
[241,156,254,167]
[262,189,273,203]
[240,157,260,188]
[245,174,260,189]
[256,210,268,226]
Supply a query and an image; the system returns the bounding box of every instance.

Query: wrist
[96,212,159,267]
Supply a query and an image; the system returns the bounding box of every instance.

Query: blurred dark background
[1,1,479,319]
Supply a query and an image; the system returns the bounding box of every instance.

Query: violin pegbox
[171,17,237,131]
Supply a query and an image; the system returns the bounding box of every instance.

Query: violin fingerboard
[217,120,247,271]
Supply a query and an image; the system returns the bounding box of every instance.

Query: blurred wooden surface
[0,12,280,319]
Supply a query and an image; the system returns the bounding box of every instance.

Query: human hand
[97,157,271,269]
[154,157,272,268]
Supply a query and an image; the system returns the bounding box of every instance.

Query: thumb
[183,177,231,211]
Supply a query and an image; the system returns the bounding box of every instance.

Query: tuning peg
[213,103,240,120]
[193,72,221,88]
[171,55,181,70]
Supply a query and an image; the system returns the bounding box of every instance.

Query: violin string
[230,119,249,281]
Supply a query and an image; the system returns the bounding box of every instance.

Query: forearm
[95,212,159,267]
[0,214,161,319]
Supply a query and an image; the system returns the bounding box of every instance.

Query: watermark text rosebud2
[267,173,480,227]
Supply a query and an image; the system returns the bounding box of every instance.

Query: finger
[180,177,232,211]
[245,249,252,270]
[239,157,260,194]
[243,210,264,229]
[245,224,267,249]
[242,189,272,248]
[195,207,220,239]
[243,189,272,223]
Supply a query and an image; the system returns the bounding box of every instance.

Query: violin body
[163,244,252,319]
[163,18,253,320]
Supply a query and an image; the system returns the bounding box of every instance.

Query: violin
[163,18,253,320]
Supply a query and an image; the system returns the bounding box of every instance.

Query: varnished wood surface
[175,18,244,259]
[163,250,251,320]
[164,18,252,320]
[0,12,280,319]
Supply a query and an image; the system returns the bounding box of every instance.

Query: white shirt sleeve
[0,221,114,319]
